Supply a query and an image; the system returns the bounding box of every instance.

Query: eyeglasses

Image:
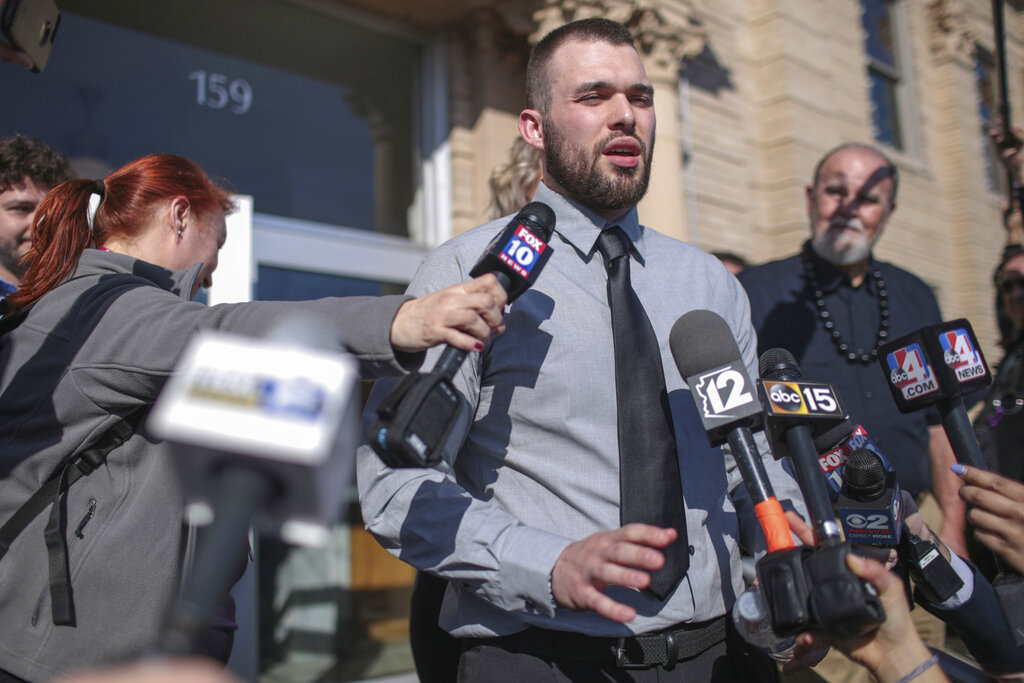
[999,277,1024,294]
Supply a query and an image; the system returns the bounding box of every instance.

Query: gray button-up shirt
[357,182,805,638]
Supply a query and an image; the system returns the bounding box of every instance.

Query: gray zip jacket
[0,249,419,681]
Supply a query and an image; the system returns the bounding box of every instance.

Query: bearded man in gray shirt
[357,18,810,682]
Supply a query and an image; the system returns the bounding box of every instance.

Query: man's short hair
[526,18,636,115]
[811,142,899,206]
[0,134,73,193]
[712,250,748,268]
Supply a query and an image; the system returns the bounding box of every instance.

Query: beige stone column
[924,0,996,337]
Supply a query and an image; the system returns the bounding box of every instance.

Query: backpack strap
[0,407,150,626]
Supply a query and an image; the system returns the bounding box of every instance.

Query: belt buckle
[614,637,646,669]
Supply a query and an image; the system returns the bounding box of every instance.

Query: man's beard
[543,120,653,212]
[811,217,878,266]
[0,242,28,280]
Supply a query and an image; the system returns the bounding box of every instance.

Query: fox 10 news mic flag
[147,325,362,652]
[368,202,555,468]
[813,420,893,496]
[876,318,990,469]
[670,310,792,552]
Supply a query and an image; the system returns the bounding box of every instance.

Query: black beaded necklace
[800,244,890,364]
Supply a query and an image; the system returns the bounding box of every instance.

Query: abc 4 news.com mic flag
[877,318,1024,644]
[368,202,555,468]
[877,318,990,468]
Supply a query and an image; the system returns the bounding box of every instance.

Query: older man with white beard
[738,142,962,681]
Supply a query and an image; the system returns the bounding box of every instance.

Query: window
[1,4,445,679]
[861,0,906,150]
[0,1,422,235]
[976,47,1008,193]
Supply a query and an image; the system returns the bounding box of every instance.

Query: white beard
[811,218,876,266]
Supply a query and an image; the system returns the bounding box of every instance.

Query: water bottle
[731,584,797,663]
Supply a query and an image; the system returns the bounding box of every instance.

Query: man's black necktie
[596,226,689,599]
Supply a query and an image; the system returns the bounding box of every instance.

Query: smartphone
[1,0,61,73]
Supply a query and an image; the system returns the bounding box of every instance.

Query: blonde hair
[488,137,543,220]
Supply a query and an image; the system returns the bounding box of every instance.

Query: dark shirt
[974,337,1024,481]
[739,244,942,497]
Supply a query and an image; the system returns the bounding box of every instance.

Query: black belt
[466,616,727,669]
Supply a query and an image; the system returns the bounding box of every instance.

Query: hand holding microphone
[369,202,555,468]
[813,554,943,683]
[389,273,509,353]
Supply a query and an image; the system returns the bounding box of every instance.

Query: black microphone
[836,448,964,603]
[146,322,364,654]
[758,348,845,547]
[669,310,792,552]
[837,449,903,547]
[368,202,556,468]
[756,349,885,639]
[432,202,556,377]
[876,319,991,468]
[813,419,892,497]
[878,319,1024,640]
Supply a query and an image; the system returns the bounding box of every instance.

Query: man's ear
[519,109,545,151]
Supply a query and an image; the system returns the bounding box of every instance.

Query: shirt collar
[533,182,645,265]
[75,248,202,301]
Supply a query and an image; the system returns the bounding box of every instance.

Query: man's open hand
[551,524,678,623]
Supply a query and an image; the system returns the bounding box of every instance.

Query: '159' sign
[188,71,253,115]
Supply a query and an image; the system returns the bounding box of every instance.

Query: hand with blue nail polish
[955,465,1024,574]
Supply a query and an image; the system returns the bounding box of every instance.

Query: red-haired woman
[0,154,506,682]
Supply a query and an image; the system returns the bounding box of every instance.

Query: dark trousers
[410,571,461,683]
[456,618,778,683]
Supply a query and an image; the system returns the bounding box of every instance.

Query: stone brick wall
[433,0,1020,356]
